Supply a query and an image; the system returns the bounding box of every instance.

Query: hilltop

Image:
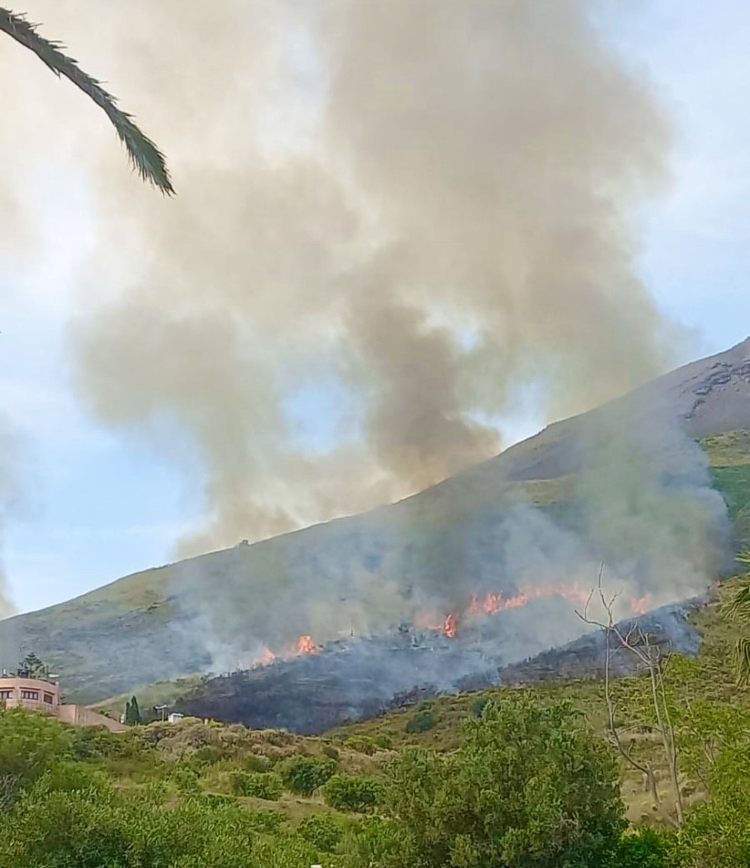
[2,338,750,704]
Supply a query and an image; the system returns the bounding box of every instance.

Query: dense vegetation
[3,578,750,868]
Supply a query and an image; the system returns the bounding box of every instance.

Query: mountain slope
[3,338,750,704]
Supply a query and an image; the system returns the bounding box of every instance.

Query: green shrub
[405,709,437,734]
[388,698,625,868]
[374,733,394,750]
[242,753,273,772]
[346,735,377,755]
[277,755,337,796]
[296,814,343,852]
[612,827,674,868]
[228,770,282,800]
[192,744,226,765]
[243,809,286,834]
[322,774,384,813]
[170,764,201,795]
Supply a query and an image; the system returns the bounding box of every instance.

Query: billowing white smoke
[2,1,683,557]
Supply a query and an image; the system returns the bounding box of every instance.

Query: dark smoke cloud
[6,1,680,553]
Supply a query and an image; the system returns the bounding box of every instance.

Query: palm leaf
[723,579,750,621]
[0,8,173,194]
[733,637,750,686]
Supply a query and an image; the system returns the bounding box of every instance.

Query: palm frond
[734,637,750,686]
[0,8,174,194]
[723,577,750,622]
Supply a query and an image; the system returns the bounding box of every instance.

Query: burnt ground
[175,593,709,734]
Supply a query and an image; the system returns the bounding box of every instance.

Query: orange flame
[630,594,653,616]
[297,635,317,655]
[417,582,652,637]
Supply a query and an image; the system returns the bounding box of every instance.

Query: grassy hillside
[328,575,749,823]
[3,429,749,706]
[18,575,750,839]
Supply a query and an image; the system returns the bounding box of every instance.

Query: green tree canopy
[386,697,626,868]
[124,696,141,727]
[18,651,48,678]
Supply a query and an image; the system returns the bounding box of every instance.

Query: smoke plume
[1,0,680,553]
[0,417,27,619]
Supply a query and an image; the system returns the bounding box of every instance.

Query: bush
[0,784,270,868]
[297,814,343,852]
[346,735,377,755]
[322,774,384,813]
[242,753,273,773]
[228,770,282,800]
[277,755,337,796]
[243,809,286,834]
[374,733,394,750]
[192,745,226,765]
[611,827,674,868]
[405,709,437,734]
[388,698,626,868]
[170,764,201,795]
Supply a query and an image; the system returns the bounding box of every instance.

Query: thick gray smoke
[166,400,732,679]
[2,1,681,555]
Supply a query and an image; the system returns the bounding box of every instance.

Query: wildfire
[297,635,317,655]
[444,613,458,639]
[418,582,655,640]
[259,648,276,666]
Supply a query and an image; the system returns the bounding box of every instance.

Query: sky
[2,1,750,616]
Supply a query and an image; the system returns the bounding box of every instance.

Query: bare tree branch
[577,568,684,829]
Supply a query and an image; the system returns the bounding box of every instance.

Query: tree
[18,651,48,678]
[124,696,141,727]
[321,774,384,814]
[578,576,684,828]
[276,754,337,796]
[0,708,74,810]
[387,698,625,868]
[0,8,173,194]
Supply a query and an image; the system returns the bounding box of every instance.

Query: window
[0,689,12,701]
[43,692,54,704]
[20,690,39,700]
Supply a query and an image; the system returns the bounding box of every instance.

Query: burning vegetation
[246,581,657,668]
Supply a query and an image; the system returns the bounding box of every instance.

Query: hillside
[2,338,750,704]
[6,575,747,845]
[328,575,749,823]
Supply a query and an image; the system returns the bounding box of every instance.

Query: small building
[0,670,128,733]
[167,712,184,724]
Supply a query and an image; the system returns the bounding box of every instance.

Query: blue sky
[3,2,750,615]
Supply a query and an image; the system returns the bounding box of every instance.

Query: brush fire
[249,582,657,669]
